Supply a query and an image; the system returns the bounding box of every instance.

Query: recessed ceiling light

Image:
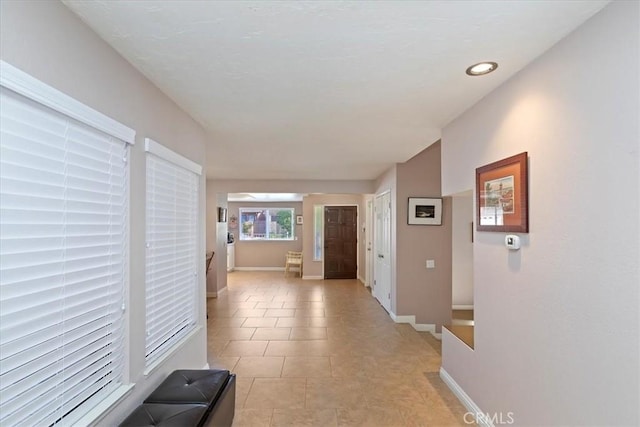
[466,61,498,76]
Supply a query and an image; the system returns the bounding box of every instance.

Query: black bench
[119,369,236,427]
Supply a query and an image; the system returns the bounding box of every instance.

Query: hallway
[207,272,469,426]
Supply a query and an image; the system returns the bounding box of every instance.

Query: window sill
[143,326,203,377]
[71,383,134,427]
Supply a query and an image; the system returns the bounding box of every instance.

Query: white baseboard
[206,291,217,298]
[390,313,411,323]
[453,305,474,310]
[413,323,437,334]
[202,363,210,369]
[302,275,323,280]
[217,286,227,296]
[440,367,494,427]
[389,313,440,339]
[234,267,285,271]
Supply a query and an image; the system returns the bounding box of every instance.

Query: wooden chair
[284,251,303,277]
[205,251,214,320]
[206,251,215,276]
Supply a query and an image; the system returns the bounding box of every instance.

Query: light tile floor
[207,271,470,427]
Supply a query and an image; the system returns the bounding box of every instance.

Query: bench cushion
[119,403,208,426]
[144,370,230,406]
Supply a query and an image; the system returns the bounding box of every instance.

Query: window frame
[144,138,202,369]
[0,60,134,426]
[238,207,295,241]
[313,205,324,260]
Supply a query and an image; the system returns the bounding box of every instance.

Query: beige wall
[302,194,366,279]
[395,142,452,331]
[228,202,303,268]
[205,185,228,295]
[374,146,453,330]
[0,1,209,425]
[441,2,639,425]
[205,181,229,294]
[206,179,375,292]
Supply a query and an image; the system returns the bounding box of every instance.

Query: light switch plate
[426,260,435,269]
[505,234,521,250]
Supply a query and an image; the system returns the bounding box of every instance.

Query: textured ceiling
[62,0,608,180]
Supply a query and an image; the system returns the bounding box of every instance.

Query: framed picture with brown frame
[476,152,529,233]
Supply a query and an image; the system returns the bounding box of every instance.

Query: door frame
[365,197,374,287]
[373,191,392,312]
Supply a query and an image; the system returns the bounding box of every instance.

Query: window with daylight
[239,208,294,241]
[313,205,323,260]
[0,61,135,426]
[145,138,201,367]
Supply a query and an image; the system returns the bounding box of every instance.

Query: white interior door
[373,192,391,312]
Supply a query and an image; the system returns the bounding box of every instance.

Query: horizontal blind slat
[1,320,115,398]
[0,84,128,425]
[145,149,199,364]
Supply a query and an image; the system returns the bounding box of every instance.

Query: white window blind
[145,139,200,366]
[0,65,132,427]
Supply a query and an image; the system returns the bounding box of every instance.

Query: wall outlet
[426,260,435,269]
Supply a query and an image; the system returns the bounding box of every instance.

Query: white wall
[441,2,639,425]
[451,193,473,307]
[0,1,209,425]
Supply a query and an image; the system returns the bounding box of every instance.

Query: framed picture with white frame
[408,197,442,225]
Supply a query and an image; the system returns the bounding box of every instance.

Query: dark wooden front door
[324,206,357,279]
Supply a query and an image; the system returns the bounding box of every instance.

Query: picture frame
[296,215,303,225]
[475,152,529,233]
[408,197,442,225]
[217,207,227,223]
